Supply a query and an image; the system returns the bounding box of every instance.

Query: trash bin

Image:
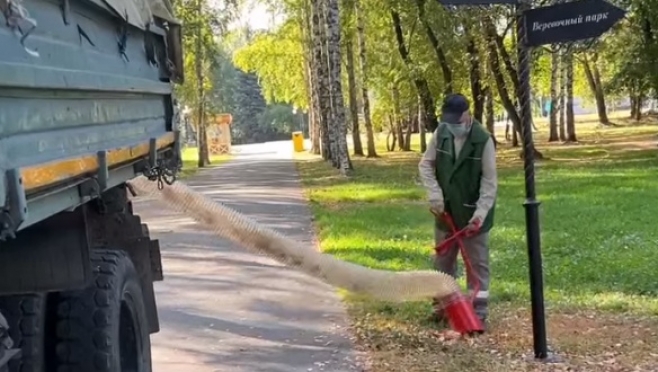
[292,131,304,152]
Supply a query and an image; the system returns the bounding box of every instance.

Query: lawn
[179,146,232,178]
[295,114,658,371]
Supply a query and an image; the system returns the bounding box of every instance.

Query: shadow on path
[133,143,365,372]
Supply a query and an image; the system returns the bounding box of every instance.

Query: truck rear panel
[0,0,183,236]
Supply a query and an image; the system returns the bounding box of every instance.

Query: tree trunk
[404,114,413,151]
[582,53,610,126]
[303,52,319,155]
[484,86,497,148]
[325,0,352,173]
[387,115,397,151]
[635,92,643,120]
[345,35,363,156]
[485,25,522,144]
[311,0,332,161]
[467,36,484,123]
[559,49,567,141]
[495,30,519,100]
[630,95,638,118]
[303,0,321,154]
[355,0,377,157]
[416,0,453,95]
[403,105,415,151]
[396,121,404,151]
[391,10,438,132]
[418,94,427,152]
[196,108,209,167]
[319,0,339,167]
[485,17,525,149]
[548,49,559,141]
[307,62,321,154]
[512,124,519,146]
[392,84,405,151]
[505,121,511,141]
[592,61,610,125]
[565,50,577,142]
[512,98,521,147]
[194,0,209,168]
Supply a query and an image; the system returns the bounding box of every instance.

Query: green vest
[435,121,495,232]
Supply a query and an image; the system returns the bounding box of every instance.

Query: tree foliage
[182,0,658,165]
[233,20,308,109]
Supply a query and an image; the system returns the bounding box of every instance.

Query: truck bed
[0,0,183,236]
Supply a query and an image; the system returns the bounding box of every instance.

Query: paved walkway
[132,142,363,372]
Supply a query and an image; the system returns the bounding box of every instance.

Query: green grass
[301,122,658,313]
[296,120,658,371]
[179,147,232,178]
[301,153,658,313]
[301,158,658,314]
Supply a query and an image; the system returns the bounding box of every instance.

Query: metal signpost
[517,0,624,360]
[516,0,551,360]
[434,0,626,362]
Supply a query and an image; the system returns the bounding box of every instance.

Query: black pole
[516,1,549,360]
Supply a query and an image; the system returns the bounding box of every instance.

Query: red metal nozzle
[430,210,485,334]
[442,292,485,335]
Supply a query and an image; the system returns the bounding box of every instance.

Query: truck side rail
[0,133,180,240]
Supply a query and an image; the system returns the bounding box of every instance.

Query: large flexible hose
[128,176,460,302]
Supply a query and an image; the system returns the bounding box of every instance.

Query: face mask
[446,123,470,137]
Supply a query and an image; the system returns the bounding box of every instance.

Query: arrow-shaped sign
[523,0,626,47]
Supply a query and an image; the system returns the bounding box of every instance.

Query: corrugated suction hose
[128,176,460,302]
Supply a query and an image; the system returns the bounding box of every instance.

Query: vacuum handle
[430,209,481,303]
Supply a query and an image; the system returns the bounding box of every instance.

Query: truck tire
[55,250,151,372]
[0,294,50,372]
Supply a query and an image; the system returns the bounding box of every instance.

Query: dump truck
[0,0,184,369]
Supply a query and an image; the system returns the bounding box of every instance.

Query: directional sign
[436,0,517,6]
[523,0,626,47]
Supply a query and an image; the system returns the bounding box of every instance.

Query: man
[417,93,498,328]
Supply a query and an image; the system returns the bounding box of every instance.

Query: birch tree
[355,0,377,157]
[310,0,331,161]
[344,18,364,156]
[559,48,567,141]
[324,0,352,173]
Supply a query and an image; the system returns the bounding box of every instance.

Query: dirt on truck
[0,0,184,369]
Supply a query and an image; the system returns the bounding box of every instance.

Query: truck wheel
[55,250,151,372]
[0,294,50,372]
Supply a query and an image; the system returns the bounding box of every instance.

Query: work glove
[465,215,482,235]
[429,200,444,215]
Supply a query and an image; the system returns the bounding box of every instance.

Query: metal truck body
[0,0,183,369]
